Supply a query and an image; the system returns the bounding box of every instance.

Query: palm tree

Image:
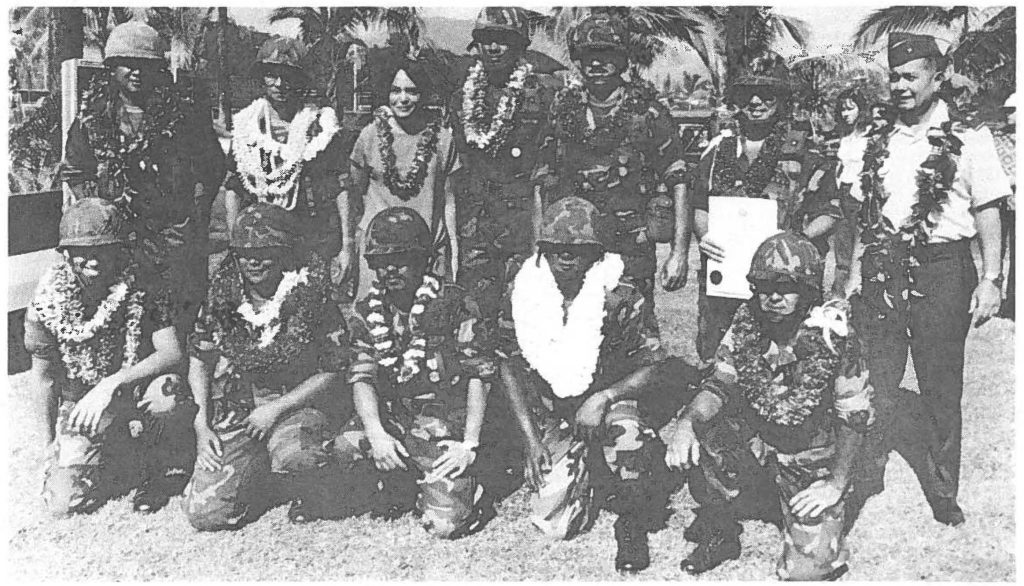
[851,6,1007,49]
[950,7,1015,99]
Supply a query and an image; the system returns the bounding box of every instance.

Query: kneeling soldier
[334,207,496,539]
[663,232,874,580]
[26,198,196,517]
[499,197,674,574]
[183,204,351,530]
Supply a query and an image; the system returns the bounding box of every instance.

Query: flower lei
[365,273,443,384]
[554,75,659,146]
[857,118,962,315]
[32,263,145,386]
[374,106,442,201]
[232,98,341,210]
[511,252,625,399]
[78,75,190,212]
[731,304,842,427]
[460,60,532,156]
[710,121,790,198]
[207,255,327,375]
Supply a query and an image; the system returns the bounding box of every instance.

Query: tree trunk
[46,8,83,95]
[217,7,232,131]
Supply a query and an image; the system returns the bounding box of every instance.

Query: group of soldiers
[24,8,1011,581]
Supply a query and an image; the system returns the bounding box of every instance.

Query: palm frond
[852,6,956,49]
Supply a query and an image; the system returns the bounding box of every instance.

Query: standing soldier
[26,198,197,516]
[334,207,497,539]
[536,13,692,322]
[62,21,226,337]
[663,232,874,580]
[844,33,1010,527]
[499,197,681,574]
[449,7,562,314]
[225,37,347,264]
[684,52,841,369]
[182,204,351,530]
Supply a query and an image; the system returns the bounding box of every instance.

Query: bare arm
[499,360,541,448]
[30,356,61,446]
[462,378,488,446]
[353,379,409,470]
[187,355,214,428]
[444,178,459,282]
[802,215,837,240]
[971,203,1004,324]
[224,189,241,242]
[661,184,692,291]
[265,372,341,417]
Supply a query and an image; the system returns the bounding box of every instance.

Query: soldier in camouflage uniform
[535,12,692,321]
[500,197,695,574]
[685,52,841,368]
[182,204,351,530]
[663,232,874,580]
[25,198,196,517]
[333,207,498,539]
[449,7,563,315]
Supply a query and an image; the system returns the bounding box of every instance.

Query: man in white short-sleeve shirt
[846,32,1010,530]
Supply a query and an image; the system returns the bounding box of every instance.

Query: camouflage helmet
[470,7,532,49]
[747,231,824,292]
[568,13,629,61]
[59,198,130,248]
[729,51,792,99]
[231,203,299,250]
[252,36,310,85]
[364,207,433,257]
[538,197,607,248]
[104,21,166,64]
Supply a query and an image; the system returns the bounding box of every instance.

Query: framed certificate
[706,197,780,299]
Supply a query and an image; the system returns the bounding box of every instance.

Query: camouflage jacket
[703,301,874,454]
[347,281,496,412]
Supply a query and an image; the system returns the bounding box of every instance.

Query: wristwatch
[982,272,1004,288]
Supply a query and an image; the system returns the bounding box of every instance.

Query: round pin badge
[511,147,522,158]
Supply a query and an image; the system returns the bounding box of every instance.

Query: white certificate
[706,197,780,299]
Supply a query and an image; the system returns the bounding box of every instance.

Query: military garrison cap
[888,32,944,68]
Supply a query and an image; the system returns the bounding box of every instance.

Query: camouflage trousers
[43,374,196,517]
[333,398,481,539]
[182,392,343,531]
[691,416,849,581]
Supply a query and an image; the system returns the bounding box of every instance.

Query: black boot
[928,497,965,527]
[680,527,741,575]
[132,469,189,514]
[614,515,651,574]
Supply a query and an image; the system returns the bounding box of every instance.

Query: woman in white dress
[830,88,872,298]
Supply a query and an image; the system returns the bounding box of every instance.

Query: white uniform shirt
[877,100,1010,242]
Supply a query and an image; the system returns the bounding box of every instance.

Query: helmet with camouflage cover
[729,50,792,102]
[469,7,532,50]
[231,203,299,250]
[364,207,433,257]
[538,196,607,248]
[59,198,130,248]
[567,13,629,61]
[747,231,823,292]
[252,36,310,86]
[104,21,167,64]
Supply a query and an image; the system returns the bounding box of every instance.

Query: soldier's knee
[181,486,251,532]
[43,465,103,518]
[421,513,465,540]
[140,374,191,417]
[272,447,328,474]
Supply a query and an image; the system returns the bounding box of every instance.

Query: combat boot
[680,526,742,575]
[614,514,650,574]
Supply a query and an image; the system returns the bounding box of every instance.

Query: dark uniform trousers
[852,239,977,503]
[44,374,197,517]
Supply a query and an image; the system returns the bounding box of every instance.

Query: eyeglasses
[750,279,802,296]
[733,88,781,108]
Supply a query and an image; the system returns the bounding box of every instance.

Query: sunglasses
[750,279,802,296]
[234,248,284,263]
[366,252,422,271]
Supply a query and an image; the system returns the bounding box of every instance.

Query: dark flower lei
[553,78,660,146]
[857,115,962,316]
[710,121,790,198]
[374,106,442,201]
[731,305,842,427]
[205,254,329,375]
[78,74,191,214]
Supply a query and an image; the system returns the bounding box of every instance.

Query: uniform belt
[914,239,971,264]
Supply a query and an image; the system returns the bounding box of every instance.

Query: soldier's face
[368,252,427,293]
[475,33,523,72]
[740,92,780,123]
[542,244,603,287]
[752,280,801,321]
[578,50,628,89]
[263,72,297,107]
[236,248,286,290]
[890,58,943,113]
[111,59,158,96]
[389,70,421,119]
[63,245,126,289]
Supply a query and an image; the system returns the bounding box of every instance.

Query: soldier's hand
[970,278,1002,326]
[195,424,223,472]
[523,440,552,492]
[243,404,283,442]
[698,237,726,263]
[367,431,409,471]
[665,419,701,470]
[427,440,478,481]
[661,249,689,291]
[574,392,611,443]
[789,478,843,520]
[69,376,120,436]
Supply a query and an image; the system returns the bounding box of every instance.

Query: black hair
[372,56,436,109]
[834,87,871,135]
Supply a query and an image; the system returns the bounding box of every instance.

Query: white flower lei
[461,60,532,153]
[232,98,340,210]
[365,273,442,384]
[32,263,145,386]
[237,267,310,348]
[511,252,625,398]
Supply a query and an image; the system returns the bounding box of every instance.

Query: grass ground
[6,245,1016,581]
